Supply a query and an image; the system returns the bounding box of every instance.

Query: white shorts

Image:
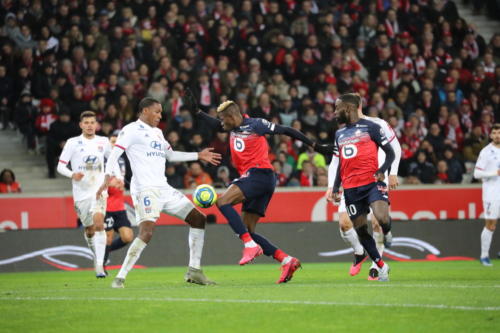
[484,201,500,220]
[132,187,195,224]
[74,194,107,227]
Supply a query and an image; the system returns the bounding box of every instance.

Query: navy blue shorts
[105,210,132,231]
[343,181,389,219]
[232,168,276,217]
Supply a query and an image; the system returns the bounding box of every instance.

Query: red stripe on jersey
[59,160,68,164]
[115,144,126,150]
[475,166,484,170]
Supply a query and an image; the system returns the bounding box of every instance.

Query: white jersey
[363,116,399,175]
[475,143,500,202]
[59,134,111,201]
[108,119,198,194]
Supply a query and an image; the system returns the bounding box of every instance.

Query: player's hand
[325,187,334,202]
[96,175,110,200]
[388,175,399,190]
[374,171,385,182]
[183,88,200,115]
[198,148,222,166]
[72,172,84,181]
[333,191,342,203]
[313,142,335,156]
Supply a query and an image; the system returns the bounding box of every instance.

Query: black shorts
[105,210,131,232]
[343,181,389,219]
[232,168,276,217]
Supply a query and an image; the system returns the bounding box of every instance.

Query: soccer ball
[193,184,217,208]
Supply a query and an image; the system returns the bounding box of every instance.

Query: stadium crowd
[1,0,500,189]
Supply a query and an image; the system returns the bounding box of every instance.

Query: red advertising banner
[0,186,483,230]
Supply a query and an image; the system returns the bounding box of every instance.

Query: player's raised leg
[183,208,215,285]
[480,218,496,266]
[217,184,263,265]
[242,211,301,283]
[339,210,366,276]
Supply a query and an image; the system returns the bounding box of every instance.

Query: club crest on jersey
[355,129,362,137]
[150,141,162,150]
[98,145,103,152]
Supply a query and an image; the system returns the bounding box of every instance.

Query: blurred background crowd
[1,0,500,191]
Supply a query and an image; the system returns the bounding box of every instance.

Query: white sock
[281,256,292,265]
[116,238,147,280]
[373,230,385,256]
[84,233,95,255]
[340,228,364,255]
[94,230,107,267]
[188,228,205,269]
[481,227,494,258]
[244,240,258,248]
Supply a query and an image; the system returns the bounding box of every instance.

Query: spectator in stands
[408,150,437,184]
[14,91,37,153]
[46,110,79,178]
[183,161,213,189]
[443,146,464,183]
[0,169,21,193]
[435,160,450,184]
[1,0,498,187]
[166,163,184,189]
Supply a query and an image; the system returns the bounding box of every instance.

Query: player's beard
[337,112,348,125]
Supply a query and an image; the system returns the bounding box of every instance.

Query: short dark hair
[492,123,500,132]
[338,93,361,108]
[80,110,96,121]
[138,97,160,113]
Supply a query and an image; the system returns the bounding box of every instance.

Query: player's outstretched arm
[165,147,222,165]
[184,88,224,131]
[474,167,500,179]
[271,123,335,155]
[198,147,222,165]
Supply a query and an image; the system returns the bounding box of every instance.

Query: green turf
[1,261,499,332]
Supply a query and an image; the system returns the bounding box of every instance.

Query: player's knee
[339,213,352,232]
[122,233,134,243]
[355,224,369,238]
[85,226,95,238]
[106,238,113,246]
[486,223,496,232]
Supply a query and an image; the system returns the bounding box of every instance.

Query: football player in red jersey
[186,89,333,283]
[331,93,395,281]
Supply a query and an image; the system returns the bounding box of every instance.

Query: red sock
[240,232,252,243]
[273,249,288,263]
[376,259,385,269]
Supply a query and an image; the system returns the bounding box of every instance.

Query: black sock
[103,246,110,265]
[355,224,381,265]
[109,237,128,251]
[218,204,247,236]
[380,218,392,235]
[250,232,278,256]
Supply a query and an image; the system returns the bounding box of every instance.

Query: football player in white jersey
[474,124,500,266]
[325,95,402,280]
[97,97,221,288]
[57,111,115,278]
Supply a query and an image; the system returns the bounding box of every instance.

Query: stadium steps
[0,129,71,193]
[456,1,500,42]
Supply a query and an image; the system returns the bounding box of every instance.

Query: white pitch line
[1,296,499,311]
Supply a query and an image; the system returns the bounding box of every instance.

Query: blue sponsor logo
[83,155,98,164]
[150,141,162,150]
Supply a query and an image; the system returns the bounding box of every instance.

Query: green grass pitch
[1,261,499,332]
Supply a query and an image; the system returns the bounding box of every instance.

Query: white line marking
[1,296,499,311]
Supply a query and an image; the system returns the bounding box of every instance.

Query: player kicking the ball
[97,97,221,288]
[186,89,333,283]
[326,93,401,280]
[57,111,117,278]
[474,124,500,266]
[330,93,395,282]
